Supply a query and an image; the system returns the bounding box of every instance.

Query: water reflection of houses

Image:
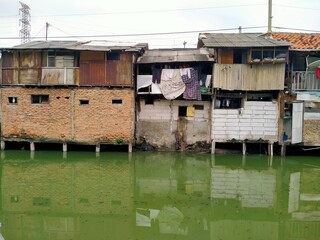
[134,153,211,239]
[0,154,134,240]
[210,156,279,240]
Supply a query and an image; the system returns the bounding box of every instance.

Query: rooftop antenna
[19,1,31,43]
[267,0,273,33]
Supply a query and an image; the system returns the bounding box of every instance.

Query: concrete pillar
[63,143,67,152]
[211,141,216,154]
[268,142,274,156]
[128,142,132,153]
[96,144,100,153]
[30,142,35,151]
[0,141,5,150]
[242,142,247,155]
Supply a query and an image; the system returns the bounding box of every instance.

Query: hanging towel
[159,69,185,100]
[316,67,320,79]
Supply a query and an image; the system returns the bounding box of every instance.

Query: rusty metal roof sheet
[137,48,214,63]
[270,32,320,51]
[198,33,291,48]
[5,40,148,52]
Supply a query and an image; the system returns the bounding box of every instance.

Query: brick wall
[1,87,134,144]
[212,101,278,142]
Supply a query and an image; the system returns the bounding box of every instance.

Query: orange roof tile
[270,32,320,50]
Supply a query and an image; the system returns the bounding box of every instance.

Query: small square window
[112,99,123,104]
[31,95,49,104]
[80,99,89,105]
[8,97,18,104]
[179,106,187,117]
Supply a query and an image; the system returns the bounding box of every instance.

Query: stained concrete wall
[212,101,279,142]
[137,99,211,150]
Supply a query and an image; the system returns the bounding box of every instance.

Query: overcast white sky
[0,0,319,48]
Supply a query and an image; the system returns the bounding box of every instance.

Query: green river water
[0,150,319,240]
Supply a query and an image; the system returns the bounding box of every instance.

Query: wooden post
[242,142,246,155]
[211,141,216,154]
[30,142,35,151]
[63,143,67,152]
[0,141,5,150]
[281,143,286,157]
[96,144,100,153]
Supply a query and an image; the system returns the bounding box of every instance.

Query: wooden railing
[292,71,320,91]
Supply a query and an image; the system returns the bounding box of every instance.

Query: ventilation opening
[112,99,123,104]
[80,99,89,105]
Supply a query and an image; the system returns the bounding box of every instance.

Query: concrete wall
[1,87,134,144]
[212,101,278,142]
[137,99,211,149]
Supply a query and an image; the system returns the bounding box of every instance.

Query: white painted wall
[212,101,278,142]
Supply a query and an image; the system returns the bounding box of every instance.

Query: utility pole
[268,0,273,33]
[19,1,31,43]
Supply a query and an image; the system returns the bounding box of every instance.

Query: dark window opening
[107,52,120,61]
[31,95,49,104]
[215,97,242,109]
[145,99,154,105]
[8,97,18,104]
[234,49,247,64]
[80,99,89,105]
[179,106,187,117]
[194,104,204,110]
[112,99,123,104]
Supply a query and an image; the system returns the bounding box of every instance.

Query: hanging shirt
[181,68,201,101]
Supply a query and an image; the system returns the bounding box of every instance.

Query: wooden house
[197,33,291,154]
[136,48,214,150]
[0,40,147,151]
[271,33,320,148]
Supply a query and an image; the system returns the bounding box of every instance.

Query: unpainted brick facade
[1,87,134,144]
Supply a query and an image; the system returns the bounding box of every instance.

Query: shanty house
[0,40,147,151]
[136,48,214,150]
[271,33,320,147]
[197,33,291,154]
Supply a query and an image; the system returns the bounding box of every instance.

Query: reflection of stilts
[268,156,273,167]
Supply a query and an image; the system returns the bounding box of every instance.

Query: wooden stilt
[268,142,274,156]
[281,144,286,157]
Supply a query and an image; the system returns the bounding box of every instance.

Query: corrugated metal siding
[213,63,285,90]
[79,52,133,86]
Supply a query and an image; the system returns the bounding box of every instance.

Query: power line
[273,26,320,33]
[0,26,267,40]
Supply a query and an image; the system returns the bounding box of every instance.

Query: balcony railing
[292,71,320,92]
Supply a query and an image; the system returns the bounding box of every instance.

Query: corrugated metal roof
[199,33,291,48]
[270,32,320,51]
[137,48,214,63]
[4,40,148,52]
